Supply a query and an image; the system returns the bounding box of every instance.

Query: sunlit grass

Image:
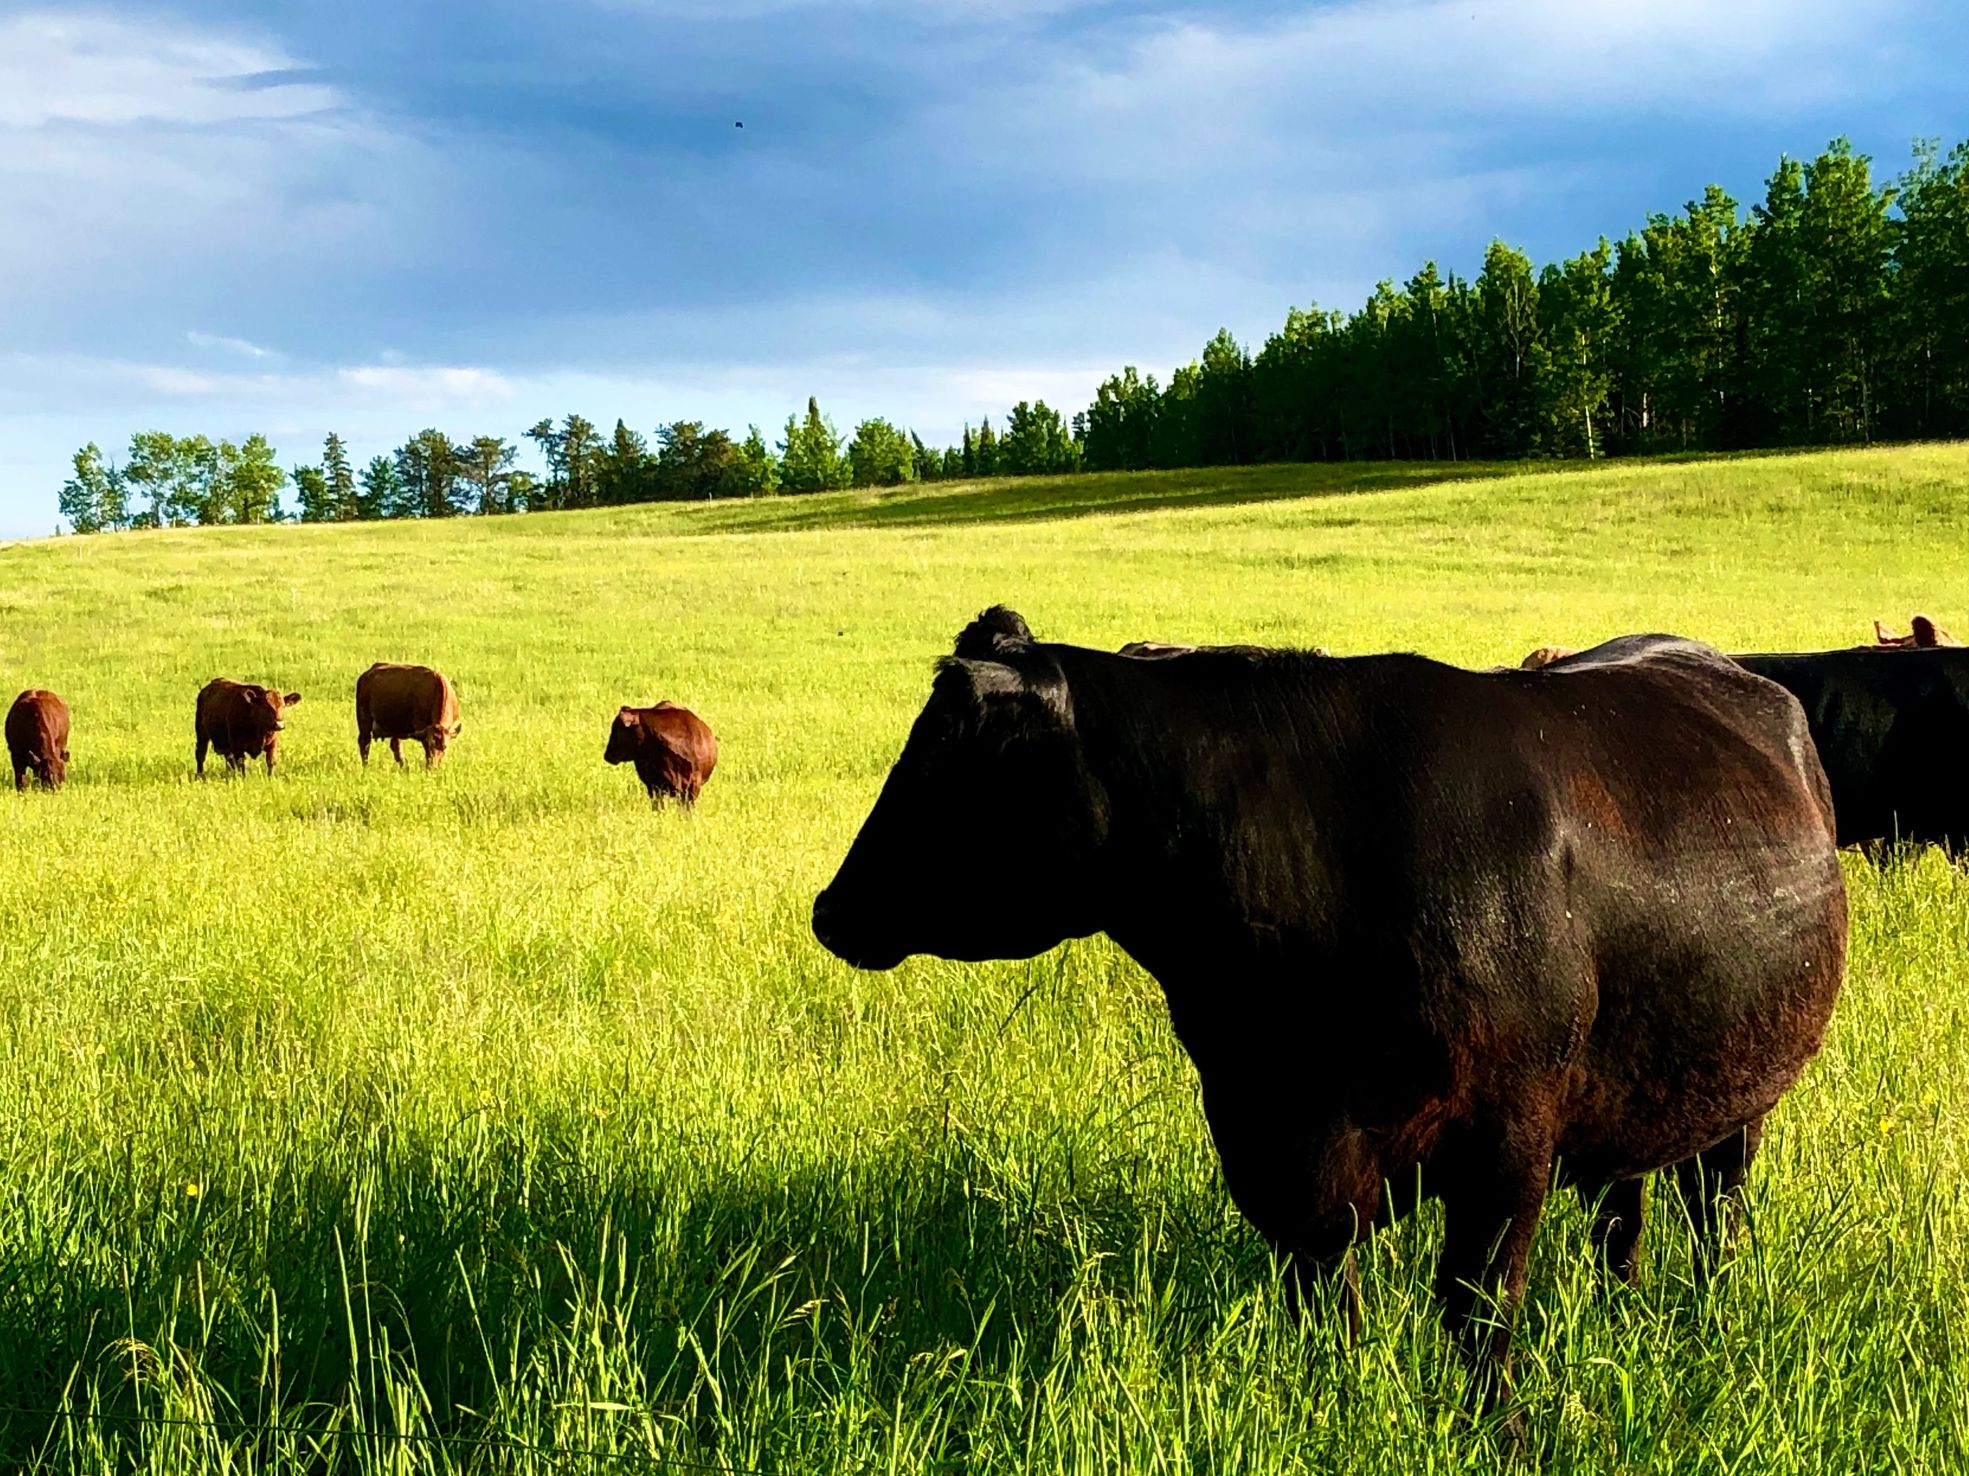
[3,444,1969,1471]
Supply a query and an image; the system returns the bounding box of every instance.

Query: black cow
[814,609,1847,1393]
[1732,646,1969,850]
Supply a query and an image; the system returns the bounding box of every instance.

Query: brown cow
[604,703,718,806]
[6,690,70,791]
[1873,614,1959,648]
[356,663,461,767]
[196,679,301,776]
[1520,645,1577,670]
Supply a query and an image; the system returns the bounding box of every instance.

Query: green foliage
[735,425,779,496]
[973,417,1000,477]
[356,455,399,521]
[117,431,285,527]
[6,448,1969,1473]
[526,415,604,511]
[1000,400,1079,476]
[394,429,465,518]
[597,420,653,505]
[846,418,917,487]
[779,397,850,493]
[290,464,332,523]
[455,435,520,515]
[654,421,745,500]
[58,442,126,533]
[323,433,357,521]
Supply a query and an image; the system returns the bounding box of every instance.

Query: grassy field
[3,446,1969,1473]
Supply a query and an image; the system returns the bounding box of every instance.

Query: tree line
[1079,137,1969,470]
[57,398,1081,531]
[58,135,1969,533]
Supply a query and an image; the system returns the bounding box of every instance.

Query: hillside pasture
[4,446,1969,1472]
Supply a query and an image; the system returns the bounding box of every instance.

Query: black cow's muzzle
[811,889,905,971]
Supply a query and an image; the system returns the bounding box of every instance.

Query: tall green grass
[4,446,1969,1472]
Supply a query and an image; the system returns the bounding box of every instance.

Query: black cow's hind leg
[1433,1128,1555,1425]
[1582,1175,1646,1287]
[1674,1119,1762,1283]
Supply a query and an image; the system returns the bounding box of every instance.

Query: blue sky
[0,0,1962,535]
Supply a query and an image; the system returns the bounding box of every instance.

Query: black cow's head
[812,607,1110,970]
[604,708,643,764]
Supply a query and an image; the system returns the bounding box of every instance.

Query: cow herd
[8,606,1966,1417]
[813,606,1967,1409]
[8,661,718,804]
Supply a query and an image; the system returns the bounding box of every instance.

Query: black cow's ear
[618,707,640,726]
[938,654,1073,730]
[953,605,1033,659]
[241,688,258,704]
[284,692,302,706]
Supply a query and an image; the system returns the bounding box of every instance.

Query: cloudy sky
[0,0,1962,534]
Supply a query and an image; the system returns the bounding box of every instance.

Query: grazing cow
[6,690,70,791]
[196,680,301,776]
[1530,637,1969,849]
[1731,646,1969,850]
[604,702,718,807]
[813,608,1847,1394]
[1873,614,1959,648]
[356,663,461,767]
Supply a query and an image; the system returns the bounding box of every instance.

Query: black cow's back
[1736,647,1969,848]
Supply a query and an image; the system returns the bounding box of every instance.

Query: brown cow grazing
[196,680,301,776]
[1873,614,1959,648]
[356,663,461,767]
[1521,645,1577,670]
[604,703,718,807]
[6,690,70,791]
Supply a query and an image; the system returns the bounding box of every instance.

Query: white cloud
[0,13,340,129]
[0,10,439,347]
[186,331,279,360]
[336,366,518,404]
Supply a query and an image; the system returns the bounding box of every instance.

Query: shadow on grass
[667,461,1532,538]
[0,1128,1267,1467]
[651,444,1862,539]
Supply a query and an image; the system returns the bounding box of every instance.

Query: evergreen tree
[1083,367,1162,470]
[456,435,519,514]
[292,464,332,522]
[1195,329,1256,464]
[910,431,942,482]
[395,429,465,518]
[598,420,653,505]
[1001,401,1079,474]
[323,433,357,520]
[974,417,1000,477]
[778,397,849,492]
[357,456,400,520]
[655,422,743,499]
[735,425,779,495]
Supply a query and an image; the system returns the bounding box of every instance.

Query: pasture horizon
[4,446,1969,1472]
